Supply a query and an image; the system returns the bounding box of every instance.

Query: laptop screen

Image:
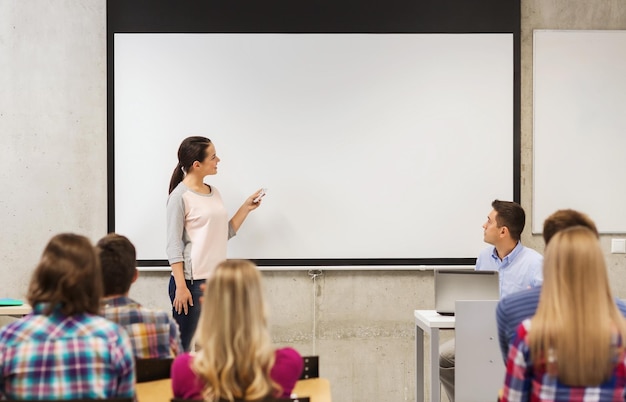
[434,269,499,315]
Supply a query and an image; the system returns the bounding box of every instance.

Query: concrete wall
[1,1,625,401]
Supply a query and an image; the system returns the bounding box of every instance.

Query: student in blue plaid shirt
[97,233,182,358]
[0,233,135,400]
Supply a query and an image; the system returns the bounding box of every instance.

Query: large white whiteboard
[533,30,626,233]
[114,33,514,264]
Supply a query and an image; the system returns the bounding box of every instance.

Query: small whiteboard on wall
[533,30,626,234]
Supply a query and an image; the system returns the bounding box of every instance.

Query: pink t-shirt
[171,347,303,399]
[166,183,230,280]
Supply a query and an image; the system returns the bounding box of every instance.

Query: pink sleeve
[271,347,304,398]
[171,352,205,400]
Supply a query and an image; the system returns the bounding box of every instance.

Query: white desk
[0,304,32,317]
[414,310,455,402]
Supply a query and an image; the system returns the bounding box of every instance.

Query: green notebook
[0,298,24,306]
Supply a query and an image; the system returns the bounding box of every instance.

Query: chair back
[136,357,174,383]
[293,356,332,402]
[455,300,505,402]
[299,356,319,379]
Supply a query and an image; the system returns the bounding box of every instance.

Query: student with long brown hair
[171,259,303,401]
[500,226,626,401]
[0,233,135,400]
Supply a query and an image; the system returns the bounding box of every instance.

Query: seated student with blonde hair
[0,233,135,400]
[500,226,626,401]
[98,232,182,358]
[496,209,626,363]
[171,259,303,401]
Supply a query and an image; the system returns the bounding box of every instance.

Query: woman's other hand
[173,286,194,315]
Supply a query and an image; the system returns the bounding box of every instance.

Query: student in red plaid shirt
[98,233,182,358]
[500,227,626,402]
[0,233,135,400]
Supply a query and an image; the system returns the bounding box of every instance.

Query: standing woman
[500,226,626,401]
[167,136,263,351]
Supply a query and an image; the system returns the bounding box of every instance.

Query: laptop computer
[434,269,499,316]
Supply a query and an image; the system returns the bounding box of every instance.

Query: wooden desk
[136,378,172,402]
[414,310,455,402]
[292,377,332,402]
[0,304,31,317]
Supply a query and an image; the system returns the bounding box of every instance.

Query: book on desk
[0,298,24,306]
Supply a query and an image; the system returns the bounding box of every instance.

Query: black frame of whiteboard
[106,0,521,267]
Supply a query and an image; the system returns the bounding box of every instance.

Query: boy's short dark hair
[97,233,137,296]
[543,209,598,245]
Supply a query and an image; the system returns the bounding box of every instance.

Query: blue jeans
[168,276,205,352]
